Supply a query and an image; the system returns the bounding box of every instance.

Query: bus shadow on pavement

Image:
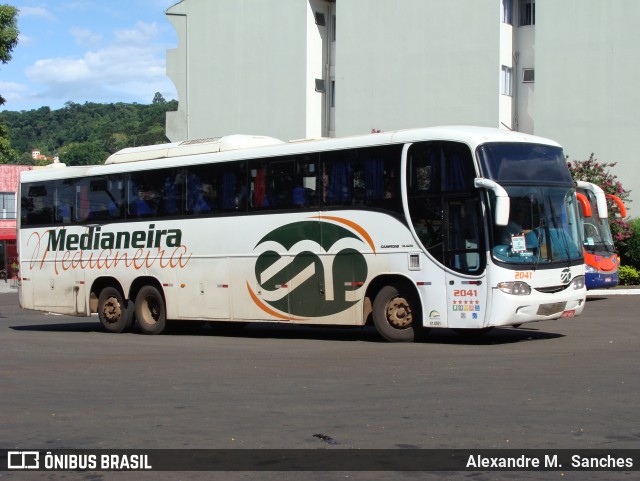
[162,322,565,345]
[585,296,609,302]
[421,326,564,345]
[11,321,100,333]
[10,321,564,345]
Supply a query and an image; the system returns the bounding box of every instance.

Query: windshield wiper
[533,217,545,271]
[550,211,573,268]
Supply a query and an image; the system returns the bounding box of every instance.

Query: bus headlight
[570,275,585,290]
[497,281,531,296]
[585,265,597,274]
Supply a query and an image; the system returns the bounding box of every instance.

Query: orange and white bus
[576,181,627,289]
[17,126,586,341]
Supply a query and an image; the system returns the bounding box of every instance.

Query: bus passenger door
[446,272,488,329]
[443,198,488,328]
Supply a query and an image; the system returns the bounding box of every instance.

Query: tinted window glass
[477,143,572,184]
[320,144,402,214]
[407,141,476,194]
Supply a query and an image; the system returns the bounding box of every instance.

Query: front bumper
[488,287,586,327]
[585,271,619,290]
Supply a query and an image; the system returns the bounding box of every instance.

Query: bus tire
[135,286,166,335]
[372,285,420,342]
[98,287,133,333]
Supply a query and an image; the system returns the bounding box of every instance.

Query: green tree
[0,4,19,107]
[567,153,632,248]
[623,218,640,269]
[0,121,18,163]
[0,5,19,163]
[59,141,109,166]
[0,99,177,160]
[152,92,167,104]
[17,151,34,165]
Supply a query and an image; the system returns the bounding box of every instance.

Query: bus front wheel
[98,287,133,333]
[372,285,421,342]
[135,286,166,335]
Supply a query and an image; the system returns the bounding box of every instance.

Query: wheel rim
[143,296,161,325]
[385,296,413,329]
[102,296,122,325]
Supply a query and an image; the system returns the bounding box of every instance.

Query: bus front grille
[534,284,569,294]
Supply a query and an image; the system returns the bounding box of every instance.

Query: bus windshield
[582,189,615,253]
[477,143,583,267]
[489,186,583,266]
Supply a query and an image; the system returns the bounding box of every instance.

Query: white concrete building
[165,0,640,211]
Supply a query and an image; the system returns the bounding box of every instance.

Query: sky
[0,0,179,112]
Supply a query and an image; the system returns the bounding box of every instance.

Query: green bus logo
[251,217,372,318]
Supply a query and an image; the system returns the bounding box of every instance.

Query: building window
[501,66,513,96]
[315,79,326,93]
[314,12,326,26]
[501,0,513,25]
[519,0,535,26]
[330,80,336,108]
[523,68,535,83]
[332,14,336,41]
[0,192,16,219]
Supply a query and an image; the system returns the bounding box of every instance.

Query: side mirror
[474,178,510,226]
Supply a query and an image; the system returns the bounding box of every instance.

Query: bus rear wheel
[98,287,133,333]
[135,286,166,335]
[372,285,421,342]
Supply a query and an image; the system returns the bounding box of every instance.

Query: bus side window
[323,152,352,206]
[54,179,76,224]
[220,162,249,212]
[364,157,384,201]
[56,203,72,223]
[162,174,179,215]
[300,156,319,207]
[270,159,296,209]
[128,177,155,218]
[85,178,118,221]
[251,164,268,209]
[106,177,125,220]
[363,150,402,213]
[186,171,211,214]
[22,184,55,225]
[322,146,402,212]
[249,156,317,211]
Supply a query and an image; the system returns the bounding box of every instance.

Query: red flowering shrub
[567,154,640,268]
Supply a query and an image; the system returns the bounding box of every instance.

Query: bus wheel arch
[91,278,134,333]
[366,275,424,342]
[133,279,166,335]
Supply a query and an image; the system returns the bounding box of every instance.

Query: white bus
[17,126,586,341]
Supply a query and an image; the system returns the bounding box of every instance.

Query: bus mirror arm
[576,181,608,219]
[605,193,627,218]
[474,178,509,226]
[575,192,592,217]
